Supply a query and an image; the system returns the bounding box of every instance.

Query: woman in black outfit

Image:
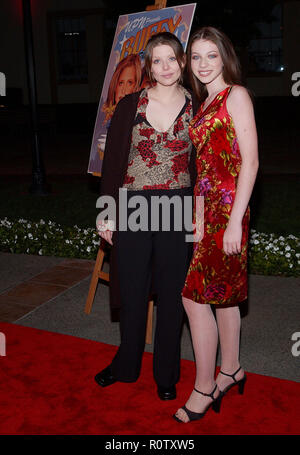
[95,32,198,400]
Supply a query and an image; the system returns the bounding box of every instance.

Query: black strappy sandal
[173,384,222,423]
[219,366,247,395]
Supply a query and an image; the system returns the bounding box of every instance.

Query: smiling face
[150,44,182,87]
[115,65,137,103]
[191,39,224,87]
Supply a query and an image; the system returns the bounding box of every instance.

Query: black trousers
[111,188,193,388]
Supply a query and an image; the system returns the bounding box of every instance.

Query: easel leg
[146,300,154,344]
[84,247,105,314]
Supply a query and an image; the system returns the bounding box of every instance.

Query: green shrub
[0,218,299,276]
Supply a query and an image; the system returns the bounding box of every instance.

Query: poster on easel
[87,3,196,175]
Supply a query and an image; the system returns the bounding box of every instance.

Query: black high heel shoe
[219,366,247,395]
[173,384,222,423]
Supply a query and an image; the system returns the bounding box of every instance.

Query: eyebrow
[152,53,176,58]
[191,50,218,55]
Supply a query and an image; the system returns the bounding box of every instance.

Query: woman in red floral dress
[174,27,259,423]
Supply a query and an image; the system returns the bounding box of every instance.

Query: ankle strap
[220,366,242,382]
[194,383,217,400]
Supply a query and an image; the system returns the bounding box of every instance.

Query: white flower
[44,234,47,239]
[285,246,291,251]
[38,249,43,255]
[28,233,33,239]
[86,246,91,252]
[285,253,291,258]
[254,239,259,245]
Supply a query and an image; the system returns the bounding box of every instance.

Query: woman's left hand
[223,220,242,255]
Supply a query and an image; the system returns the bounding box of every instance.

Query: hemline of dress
[181,290,248,307]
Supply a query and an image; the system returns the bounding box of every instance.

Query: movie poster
[88,3,196,175]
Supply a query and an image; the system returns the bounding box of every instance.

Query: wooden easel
[84,239,154,344]
[146,0,167,10]
[85,0,167,344]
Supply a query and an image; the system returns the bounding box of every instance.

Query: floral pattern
[182,86,250,305]
[122,88,193,190]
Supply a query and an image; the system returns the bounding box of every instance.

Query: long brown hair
[144,32,185,85]
[186,26,242,103]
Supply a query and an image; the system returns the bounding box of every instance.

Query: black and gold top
[122,88,193,190]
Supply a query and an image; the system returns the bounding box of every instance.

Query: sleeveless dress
[182,86,250,305]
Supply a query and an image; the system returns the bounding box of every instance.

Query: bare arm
[223,86,259,255]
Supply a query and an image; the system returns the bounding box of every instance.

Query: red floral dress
[182,86,250,305]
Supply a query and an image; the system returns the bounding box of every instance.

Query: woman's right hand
[97,220,114,245]
[98,230,113,245]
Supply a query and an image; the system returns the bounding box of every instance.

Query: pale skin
[174,38,259,423]
[97,44,186,244]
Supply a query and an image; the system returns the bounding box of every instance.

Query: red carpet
[0,322,299,435]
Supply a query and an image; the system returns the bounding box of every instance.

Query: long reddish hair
[186,26,242,103]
